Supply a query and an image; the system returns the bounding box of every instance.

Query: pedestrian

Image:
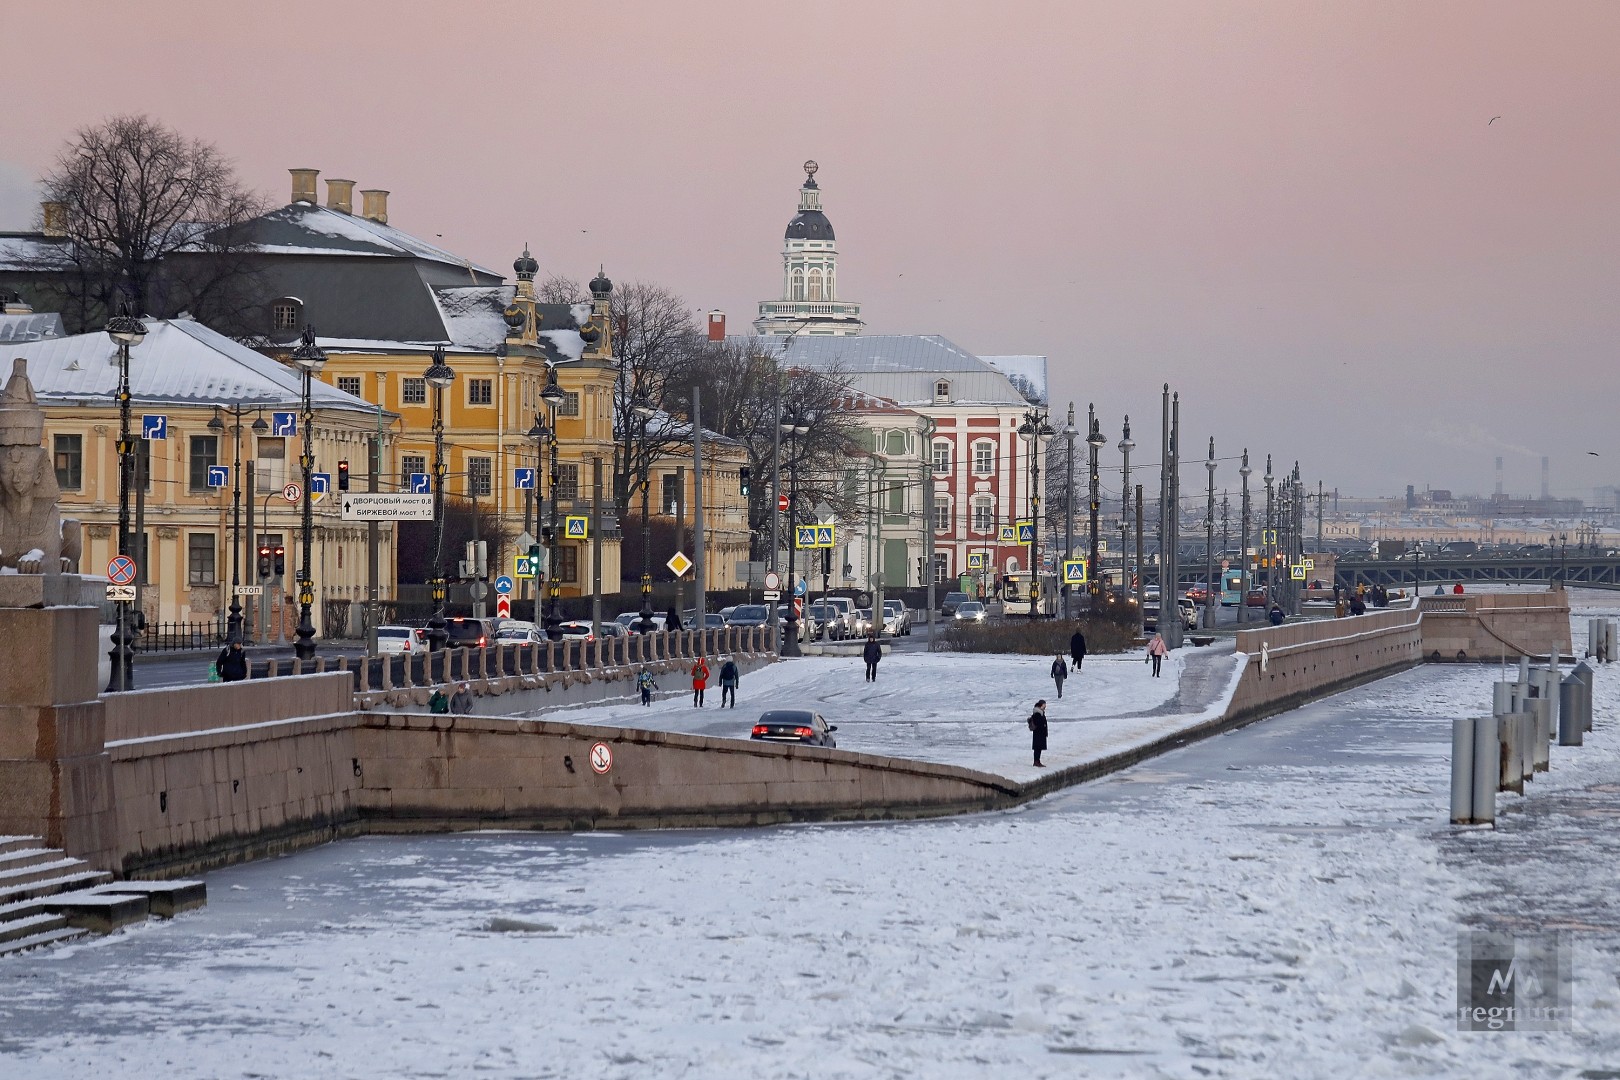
[216,640,249,683]
[1349,595,1366,616]
[450,681,474,715]
[1069,627,1087,672]
[1335,598,1347,619]
[636,668,657,706]
[1028,699,1049,767]
[1050,655,1068,699]
[1453,582,1465,595]
[862,632,882,682]
[718,656,740,708]
[1268,603,1285,626]
[1146,631,1168,677]
[690,655,710,707]
[1434,584,1445,595]
[428,687,449,714]
[666,606,682,632]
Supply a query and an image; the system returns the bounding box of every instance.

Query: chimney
[707,310,726,342]
[40,201,67,238]
[289,168,319,204]
[1541,456,1550,500]
[1495,456,1504,497]
[359,189,389,225]
[324,179,356,214]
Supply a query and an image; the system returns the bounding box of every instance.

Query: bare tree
[29,115,266,333]
[608,280,704,520]
[535,273,582,304]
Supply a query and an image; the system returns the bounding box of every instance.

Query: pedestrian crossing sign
[795,524,835,548]
[1016,521,1034,543]
[1303,558,1315,570]
[1063,559,1088,584]
[565,515,588,539]
[1290,563,1306,580]
[1262,529,1278,544]
[967,552,986,570]
[999,525,1017,543]
[515,555,536,579]
[815,524,834,547]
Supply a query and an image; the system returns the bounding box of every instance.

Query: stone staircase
[0,836,206,957]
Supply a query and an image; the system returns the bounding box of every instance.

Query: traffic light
[273,546,286,577]
[739,465,751,497]
[257,545,272,581]
[540,526,554,545]
[337,459,350,491]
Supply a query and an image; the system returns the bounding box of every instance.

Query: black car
[941,591,971,617]
[445,616,499,648]
[750,709,838,748]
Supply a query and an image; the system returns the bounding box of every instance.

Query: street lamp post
[1018,407,1055,621]
[633,395,657,631]
[1204,438,1217,630]
[1062,404,1076,618]
[1084,406,1106,611]
[289,328,327,662]
[105,303,146,693]
[1119,417,1135,626]
[780,411,810,655]
[1263,455,1275,607]
[422,345,455,651]
[540,363,567,638]
[1238,449,1251,625]
[209,406,269,645]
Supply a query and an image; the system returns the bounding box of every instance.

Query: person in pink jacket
[1146,632,1168,678]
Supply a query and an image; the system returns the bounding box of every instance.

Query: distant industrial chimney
[359,189,389,225]
[1541,456,1550,500]
[707,310,726,342]
[324,179,355,215]
[289,168,319,204]
[1495,456,1504,498]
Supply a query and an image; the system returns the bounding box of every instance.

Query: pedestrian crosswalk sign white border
[967,552,986,569]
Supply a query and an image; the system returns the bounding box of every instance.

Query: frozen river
[2,598,1618,1078]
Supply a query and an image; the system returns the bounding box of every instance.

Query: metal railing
[138,621,225,653]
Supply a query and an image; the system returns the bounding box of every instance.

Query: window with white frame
[933,380,951,402]
[467,456,492,497]
[932,553,950,582]
[933,494,951,533]
[402,377,426,405]
[931,440,950,475]
[971,496,995,533]
[336,375,362,398]
[972,440,995,475]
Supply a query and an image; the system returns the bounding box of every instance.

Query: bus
[1220,569,1246,606]
[1001,571,1059,617]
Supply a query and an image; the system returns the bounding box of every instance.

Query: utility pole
[923,419,937,647]
[692,386,706,629]
[1204,437,1216,631]
[1158,386,1171,644]
[768,380,781,640]
[590,457,603,636]
[1167,391,1182,649]
[1238,450,1251,626]
[1134,484,1145,638]
[674,465,686,625]
[366,430,380,656]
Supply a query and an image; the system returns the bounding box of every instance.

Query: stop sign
[778,493,789,512]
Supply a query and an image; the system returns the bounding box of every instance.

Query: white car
[375,625,420,655]
[616,611,668,632]
[882,600,912,636]
[494,620,544,645]
[555,621,596,642]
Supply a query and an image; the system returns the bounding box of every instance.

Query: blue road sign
[206,465,229,488]
[793,577,808,597]
[1017,522,1035,543]
[794,525,817,548]
[1063,559,1088,584]
[514,468,536,490]
[814,525,835,547]
[494,575,515,594]
[514,556,536,579]
[271,411,297,437]
[310,472,329,495]
[409,472,430,494]
[141,414,167,440]
[564,515,588,539]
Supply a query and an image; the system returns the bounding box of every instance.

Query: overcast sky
[4,0,1616,500]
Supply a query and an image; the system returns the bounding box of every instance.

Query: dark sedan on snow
[750,710,838,748]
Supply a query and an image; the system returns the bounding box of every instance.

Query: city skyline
[3,0,1616,499]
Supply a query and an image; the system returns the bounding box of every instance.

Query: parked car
[818,596,860,638]
[953,601,988,622]
[725,604,771,628]
[596,621,628,638]
[445,617,499,648]
[940,591,971,617]
[1177,597,1198,630]
[494,620,544,645]
[882,600,912,636]
[374,625,418,655]
[807,603,848,640]
[616,611,667,632]
[555,621,596,641]
[750,709,838,748]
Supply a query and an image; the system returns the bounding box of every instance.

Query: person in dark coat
[1050,655,1068,699]
[450,682,474,715]
[1268,603,1285,626]
[718,657,740,708]
[1028,699,1049,767]
[216,641,249,682]
[862,634,882,682]
[428,688,449,715]
[1069,628,1087,672]
[666,606,682,632]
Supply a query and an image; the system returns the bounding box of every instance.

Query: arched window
[808,270,823,302]
[791,271,805,301]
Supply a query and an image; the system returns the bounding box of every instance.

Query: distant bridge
[1334,555,1620,592]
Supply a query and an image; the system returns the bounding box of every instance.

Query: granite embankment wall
[1417,591,1573,662]
[1226,604,1425,724]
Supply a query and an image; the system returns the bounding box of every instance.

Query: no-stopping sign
[588,741,613,775]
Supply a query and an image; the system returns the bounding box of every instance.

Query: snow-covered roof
[236,203,498,276]
[736,333,1032,407]
[0,317,386,416]
[0,233,70,271]
[979,355,1048,405]
[0,311,64,343]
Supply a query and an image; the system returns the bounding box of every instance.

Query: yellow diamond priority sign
[667,551,693,578]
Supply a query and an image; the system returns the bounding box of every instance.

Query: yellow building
[1,317,401,633]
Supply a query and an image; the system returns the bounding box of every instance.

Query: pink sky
[4,0,1617,500]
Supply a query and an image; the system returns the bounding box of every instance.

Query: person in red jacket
[690,656,710,707]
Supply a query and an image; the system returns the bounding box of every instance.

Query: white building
[753,161,865,337]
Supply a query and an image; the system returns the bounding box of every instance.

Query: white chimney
[325,179,356,214]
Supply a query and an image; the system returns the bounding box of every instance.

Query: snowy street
[3,597,1618,1077]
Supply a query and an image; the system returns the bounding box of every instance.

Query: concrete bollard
[1518,655,1532,686]
[1574,660,1595,729]
[1451,717,1476,823]
[1520,713,1536,782]
[1608,620,1618,663]
[1530,698,1551,772]
[1559,673,1585,746]
[1496,711,1529,794]
[1492,681,1514,716]
[1471,715,1498,824]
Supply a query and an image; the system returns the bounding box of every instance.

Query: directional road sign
[1016,521,1034,543]
[282,482,302,503]
[793,577,808,597]
[514,467,535,490]
[762,590,781,601]
[409,472,430,495]
[589,741,613,775]
[999,525,1017,543]
[310,473,330,502]
[565,515,588,539]
[1063,559,1089,585]
[206,465,229,488]
[495,575,515,594]
[141,414,167,440]
[271,411,297,437]
[106,584,137,602]
[968,551,987,570]
[496,595,511,619]
[667,551,693,578]
[107,555,137,586]
[340,493,433,520]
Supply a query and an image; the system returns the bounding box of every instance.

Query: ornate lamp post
[780,410,810,655]
[1083,406,1106,609]
[1118,417,1135,626]
[1204,438,1217,630]
[105,302,146,693]
[540,362,567,638]
[633,394,657,632]
[1017,407,1055,621]
[525,412,547,608]
[1263,455,1275,606]
[1238,449,1252,625]
[422,345,455,651]
[208,405,268,645]
[288,328,328,662]
[1061,405,1076,617]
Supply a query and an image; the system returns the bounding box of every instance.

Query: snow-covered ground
[523,648,1217,782]
[2,594,1616,1078]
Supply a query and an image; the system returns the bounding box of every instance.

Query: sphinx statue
[0,358,82,574]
